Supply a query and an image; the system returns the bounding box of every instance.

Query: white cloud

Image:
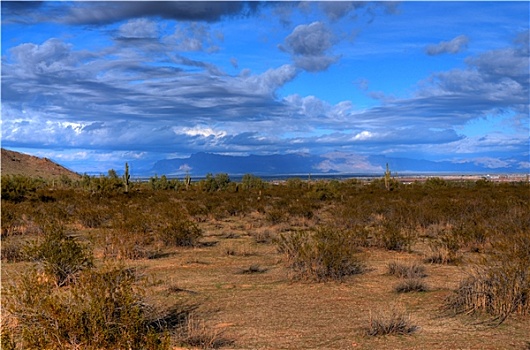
[316,152,383,173]
[352,131,374,141]
[177,126,227,139]
[118,18,158,39]
[426,35,469,56]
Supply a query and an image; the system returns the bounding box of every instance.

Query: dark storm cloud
[425,35,469,56]
[280,21,340,72]
[1,1,263,25]
[319,1,366,21]
[0,1,45,23]
[62,1,260,25]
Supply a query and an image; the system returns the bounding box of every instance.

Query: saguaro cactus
[384,163,391,191]
[123,162,130,193]
[185,172,191,190]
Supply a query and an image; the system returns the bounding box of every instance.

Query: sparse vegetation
[2,172,529,348]
[24,226,93,286]
[3,265,170,350]
[365,307,419,336]
[387,261,427,279]
[277,226,365,282]
[394,278,429,293]
[444,230,529,324]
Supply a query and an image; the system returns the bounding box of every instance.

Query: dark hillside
[1,148,80,180]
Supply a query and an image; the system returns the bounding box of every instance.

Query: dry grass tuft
[177,313,233,349]
[237,264,268,274]
[394,278,429,293]
[365,307,419,336]
[444,231,529,324]
[387,261,427,279]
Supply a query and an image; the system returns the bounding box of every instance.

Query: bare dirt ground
[2,183,529,349]
[84,214,530,350]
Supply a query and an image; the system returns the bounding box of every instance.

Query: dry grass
[394,278,429,293]
[387,261,427,279]
[365,306,419,336]
[2,180,529,349]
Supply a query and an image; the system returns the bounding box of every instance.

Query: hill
[1,148,81,180]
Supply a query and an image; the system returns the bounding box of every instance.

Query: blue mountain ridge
[150,152,523,177]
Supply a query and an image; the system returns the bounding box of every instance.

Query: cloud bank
[1,2,528,174]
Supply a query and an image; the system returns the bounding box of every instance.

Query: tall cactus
[185,172,191,190]
[123,162,130,193]
[384,163,391,191]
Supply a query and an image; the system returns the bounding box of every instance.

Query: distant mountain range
[2,148,525,179]
[151,152,525,177]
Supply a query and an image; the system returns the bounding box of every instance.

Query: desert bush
[237,264,268,274]
[159,218,202,247]
[184,200,210,222]
[373,221,415,251]
[1,201,24,236]
[287,198,319,219]
[250,228,274,244]
[424,228,462,265]
[0,237,26,262]
[240,173,266,190]
[394,278,429,293]
[365,307,418,336]
[176,313,233,349]
[75,201,111,228]
[103,228,157,260]
[24,227,93,286]
[266,207,286,224]
[149,174,181,190]
[277,226,364,282]
[306,180,339,200]
[444,231,529,324]
[1,175,46,202]
[387,261,427,279]
[424,177,448,189]
[200,173,231,192]
[102,206,160,259]
[3,265,170,349]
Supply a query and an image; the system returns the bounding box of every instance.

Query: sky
[1,1,529,175]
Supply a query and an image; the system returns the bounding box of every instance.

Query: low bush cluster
[3,265,170,350]
[277,226,365,282]
[444,231,529,324]
[365,307,418,336]
[2,172,529,346]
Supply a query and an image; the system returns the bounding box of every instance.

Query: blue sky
[1,1,529,175]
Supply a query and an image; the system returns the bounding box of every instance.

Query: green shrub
[1,175,45,202]
[277,226,364,282]
[159,218,202,247]
[241,174,266,190]
[266,207,286,224]
[374,221,414,251]
[25,227,93,286]
[1,201,25,236]
[1,237,26,262]
[3,265,170,349]
[75,203,110,228]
